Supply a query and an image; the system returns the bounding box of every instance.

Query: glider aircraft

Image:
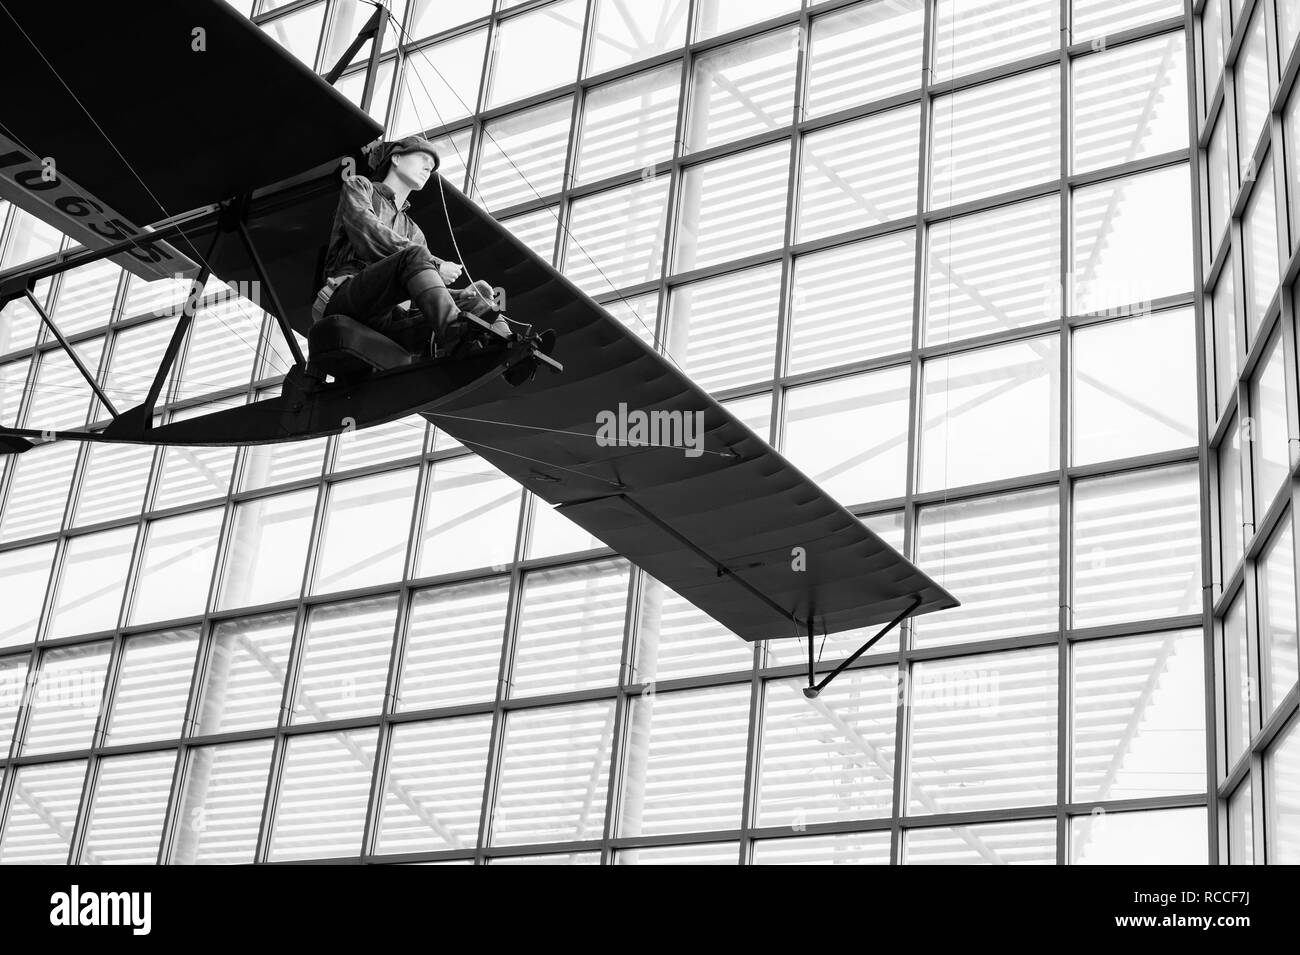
[0,0,957,695]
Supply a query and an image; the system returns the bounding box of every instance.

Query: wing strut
[0,277,120,418]
[802,595,921,699]
[323,1,389,113]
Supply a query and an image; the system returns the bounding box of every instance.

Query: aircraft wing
[410,183,959,642]
[0,0,380,277]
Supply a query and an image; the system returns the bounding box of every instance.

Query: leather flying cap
[366,135,441,180]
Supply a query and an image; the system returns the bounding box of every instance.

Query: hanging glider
[0,0,957,692]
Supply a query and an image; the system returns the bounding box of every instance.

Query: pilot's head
[369,136,441,189]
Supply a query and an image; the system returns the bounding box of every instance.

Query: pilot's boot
[407,270,479,357]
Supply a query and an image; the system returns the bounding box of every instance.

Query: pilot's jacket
[311,176,446,322]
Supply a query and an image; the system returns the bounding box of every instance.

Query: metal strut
[803,595,922,699]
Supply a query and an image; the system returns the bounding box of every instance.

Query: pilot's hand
[438,261,463,284]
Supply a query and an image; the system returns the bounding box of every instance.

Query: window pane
[933,0,1058,82]
[565,177,670,293]
[1206,115,1231,257]
[179,299,260,398]
[1072,32,1188,174]
[511,560,629,697]
[1073,309,1197,463]
[1236,10,1270,178]
[925,196,1058,346]
[376,715,491,854]
[1201,0,1226,113]
[929,67,1058,210]
[25,339,102,431]
[475,97,572,208]
[269,728,378,861]
[487,0,584,109]
[575,64,680,186]
[171,740,273,864]
[903,819,1056,864]
[501,206,559,264]
[312,467,418,594]
[71,441,154,526]
[399,578,508,710]
[294,596,398,723]
[757,669,897,827]
[22,643,110,756]
[1243,159,1280,335]
[527,492,607,558]
[1228,778,1253,864]
[782,366,911,506]
[129,508,223,625]
[0,356,29,425]
[914,488,1059,648]
[491,701,615,846]
[806,0,924,116]
[633,575,752,683]
[790,229,915,371]
[1223,591,1251,768]
[0,543,53,647]
[1069,807,1207,863]
[197,612,295,735]
[1267,713,1300,863]
[587,0,688,75]
[1072,465,1202,628]
[218,489,315,610]
[1072,630,1205,802]
[1071,0,1183,40]
[0,281,49,356]
[694,0,798,41]
[1251,331,1290,507]
[1072,165,1193,314]
[0,760,86,864]
[238,400,327,491]
[1210,267,1237,419]
[50,259,121,337]
[79,751,174,865]
[618,684,750,836]
[393,29,486,133]
[105,629,198,746]
[47,526,135,639]
[667,263,780,391]
[1259,521,1298,717]
[335,57,395,126]
[616,842,738,863]
[684,28,799,153]
[752,831,891,864]
[416,454,520,577]
[332,416,426,474]
[1219,417,1245,573]
[0,208,61,269]
[907,647,1057,814]
[0,440,78,543]
[0,653,29,753]
[799,107,918,242]
[677,141,789,272]
[920,336,1060,491]
[152,413,240,511]
[262,2,325,66]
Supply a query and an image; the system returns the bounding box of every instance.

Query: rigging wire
[373,1,687,372]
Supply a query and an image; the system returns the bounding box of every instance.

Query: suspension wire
[374,2,686,371]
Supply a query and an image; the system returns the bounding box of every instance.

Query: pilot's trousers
[320,245,457,352]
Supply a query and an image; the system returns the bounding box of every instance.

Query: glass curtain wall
[0,0,1269,863]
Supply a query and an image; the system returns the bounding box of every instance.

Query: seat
[307,313,412,383]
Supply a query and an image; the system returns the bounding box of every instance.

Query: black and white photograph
[0,0,1293,930]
